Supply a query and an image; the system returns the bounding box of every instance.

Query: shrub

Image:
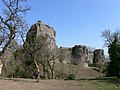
[67,74,75,80]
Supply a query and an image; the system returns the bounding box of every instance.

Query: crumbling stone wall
[25,20,56,50]
[59,47,72,64]
[71,45,88,65]
[93,49,105,64]
[25,20,105,65]
[59,45,105,65]
[36,20,56,50]
[88,52,94,64]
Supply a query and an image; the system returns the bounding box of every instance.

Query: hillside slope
[55,64,101,79]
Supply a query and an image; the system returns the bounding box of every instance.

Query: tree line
[102,30,120,77]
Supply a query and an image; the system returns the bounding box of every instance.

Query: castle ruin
[24,20,56,50]
[25,20,105,65]
[59,46,105,65]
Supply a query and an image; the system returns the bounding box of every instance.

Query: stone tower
[71,45,88,65]
[25,20,56,50]
[93,49,105,64]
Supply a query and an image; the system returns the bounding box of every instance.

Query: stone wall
[36,21,56,50]
[93,49,105,64]
[71,45,88,65]
[88,52,94,64]
[59,47,72,64]
[25,20,56,50]
[59,45,105,65]
[24,20,105,66]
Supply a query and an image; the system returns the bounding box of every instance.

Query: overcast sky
[26,0,120,55]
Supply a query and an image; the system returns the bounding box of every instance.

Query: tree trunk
[42,64,46,79]
[37,70,40,83]
[33,59,40,82]
[51,69,55,79]
[43,68,46,79]
[46,69,50,79]
[49,61,55,79]
[47,60,55,79]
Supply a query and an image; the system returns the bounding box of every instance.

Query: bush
[67,74,75,80]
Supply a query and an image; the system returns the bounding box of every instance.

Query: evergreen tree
[102,30,120,77]
[107,35,120,77]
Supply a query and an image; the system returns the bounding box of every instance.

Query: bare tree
[58,48,65,79]
[45,46,58,79]
[34,35,58,80]
[101,29,120,46]
[101,29,120,77]
[0,0,30,58]
[24,34,58,82]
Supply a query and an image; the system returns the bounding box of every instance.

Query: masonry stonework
[25,20,105,66]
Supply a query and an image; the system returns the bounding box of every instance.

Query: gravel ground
[0,79,94,90]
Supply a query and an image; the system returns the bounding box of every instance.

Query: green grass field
[0,77,119,90]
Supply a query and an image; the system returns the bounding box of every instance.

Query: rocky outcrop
[93,49,105,63]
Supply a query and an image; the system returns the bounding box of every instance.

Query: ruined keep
[93,49,105,64]
[24,20,56,50]
[71,45,88,65]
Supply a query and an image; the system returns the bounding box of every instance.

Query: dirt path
[0,79,94,90]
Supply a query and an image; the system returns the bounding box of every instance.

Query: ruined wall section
[59,47,72,64]
[93,49,105,64]
[36,21,56,50]
[25,20,105,65]
[25,20,56,50]
[59,45,105,65]
[88,52,94,64]
[71,45,88,65]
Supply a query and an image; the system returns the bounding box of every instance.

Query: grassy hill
[55,63,101,79]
